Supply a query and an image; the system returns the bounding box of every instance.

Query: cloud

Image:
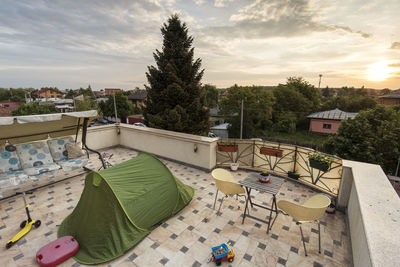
[391,42,400,49]
[214,0,234,8]
[193,0,205,6]
[0,0,166,57]
[205,0,371,39]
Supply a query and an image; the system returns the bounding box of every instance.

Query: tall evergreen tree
[144,14,209,135]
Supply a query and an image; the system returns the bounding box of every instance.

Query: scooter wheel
[6,242,13,249]
[20,220,27,229]
[34,220,41,228]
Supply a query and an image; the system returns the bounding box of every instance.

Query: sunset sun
[366,62,391,81]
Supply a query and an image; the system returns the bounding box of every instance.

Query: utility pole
[113,92,118,124]
[318,74,323,89]
[240,99,244,139]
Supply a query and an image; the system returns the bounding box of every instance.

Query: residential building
[210,122,229,138]
[34,87,64,99]
[128,90,147,108]
[0,102,24,116]
[209,107,224,126]
[94,90,105,98]
[104,88,121,95]
[307,108,357,134]
[378,90,400,105]
[0,102,23,109]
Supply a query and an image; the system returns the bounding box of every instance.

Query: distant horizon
[1,84,399,92]
[1,1,399,90]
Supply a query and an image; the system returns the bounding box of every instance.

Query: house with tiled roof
[307,108,357,134]
[379,90,400,106]
[128,90,147,108]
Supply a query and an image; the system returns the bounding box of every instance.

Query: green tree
[65,85,95,99]
[74,98,102,116]
[219,85,275,138]
[326,105,400,174]
[321,95,376,112]
[103,92,134,122]
[11,102,59,116]
[273,77,321,130]
[203,84,219,108]
[144,14,209,135]
[321,86,335,98]
[273,77,320,114]
[0,88,27,102]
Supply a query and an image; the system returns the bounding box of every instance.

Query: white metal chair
[211,168,246,213]
[277,194,331,256]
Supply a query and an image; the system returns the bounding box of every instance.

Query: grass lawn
[261,130,331,149]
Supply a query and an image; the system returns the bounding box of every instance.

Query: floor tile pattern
[0,147,352,266]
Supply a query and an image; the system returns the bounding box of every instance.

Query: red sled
[36,236,79,267]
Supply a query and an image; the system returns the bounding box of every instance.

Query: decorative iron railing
[216,139,342,197]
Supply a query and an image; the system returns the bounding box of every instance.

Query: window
[323,123,331,129]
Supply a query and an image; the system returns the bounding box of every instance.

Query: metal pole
[113,92,118,124]
[240,99,244,139]
[395,156,400,177]
[318,74,322,89]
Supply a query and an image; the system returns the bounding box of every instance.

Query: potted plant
[308,151,334,172]
[258,170,271,183]
[260,147,283,157]
[230,162,239,171]
[218,140,238,152]
[288,171,300,180]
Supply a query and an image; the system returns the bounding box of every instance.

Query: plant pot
[218,144,238,152]
[309,159,330,172]
[288,171,300,180]
[260,147,283,157]
[230,162,239,171]
[326,204,336,214]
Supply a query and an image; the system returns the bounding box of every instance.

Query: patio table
[239,173,285,233]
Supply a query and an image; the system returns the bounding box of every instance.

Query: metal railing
[216,139,342,197]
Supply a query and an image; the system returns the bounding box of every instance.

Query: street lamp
[113,92,118,124]
[318,74,323,89]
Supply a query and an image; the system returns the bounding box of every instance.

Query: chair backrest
[211,168,245,195]
[277,194,331,223]
[211,168,235,182]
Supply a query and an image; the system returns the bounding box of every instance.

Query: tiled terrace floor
[0,147,352,267]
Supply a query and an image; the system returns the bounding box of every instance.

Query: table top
[239,173,285,195]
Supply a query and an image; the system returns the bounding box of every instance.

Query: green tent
[57,152,194,264]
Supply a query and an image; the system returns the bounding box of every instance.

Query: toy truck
[211,243,235,266]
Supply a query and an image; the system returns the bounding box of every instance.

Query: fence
[216,139,342,197]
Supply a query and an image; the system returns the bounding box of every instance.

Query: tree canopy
[144,14,209,135]
[273,77,321,115]
[203,84,219,108]
[103,92,133,121]
[326,105,400,174]
[0,88,27,102]
[65,85,95,99]
[321,95,377,112]
[11,102,59,116]
[219,85,275,138]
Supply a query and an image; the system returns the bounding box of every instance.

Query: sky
[0,0,399,90]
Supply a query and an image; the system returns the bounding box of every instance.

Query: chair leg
[299,224,308,256]
[318,221,321,254]
[213,189,219,210]
[217,195,227,214]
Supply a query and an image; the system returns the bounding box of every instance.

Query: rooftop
[0,147,352,266]
[307,108,357,121]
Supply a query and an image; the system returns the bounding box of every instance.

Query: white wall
[119,124,218,171]
[343,160,400,267]
[86,124,120,149]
